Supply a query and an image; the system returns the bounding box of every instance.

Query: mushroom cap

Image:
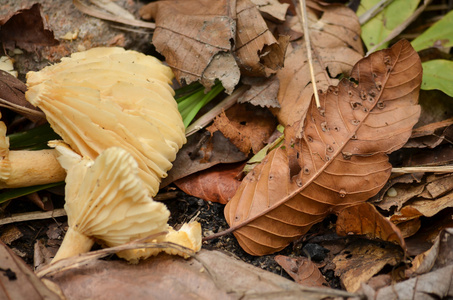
[59,145,170,247]
[26,47,186,196]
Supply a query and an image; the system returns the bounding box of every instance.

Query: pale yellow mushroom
[25,47,186,196]
[0,115,65,188]
[51,143,201,263]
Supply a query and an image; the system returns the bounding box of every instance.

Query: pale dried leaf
[140,0,287,93]
[251,0,289,22]
[42,249,359,300]
[275,4,364,128]
[333,241,403,292]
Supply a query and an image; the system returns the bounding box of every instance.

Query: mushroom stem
[0,149,66,188]
[52,227,95,262]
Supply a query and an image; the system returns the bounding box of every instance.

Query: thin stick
[392,165,453,174]
[298,0,320,108]
[359,0,394,25]
[0,209,66,226]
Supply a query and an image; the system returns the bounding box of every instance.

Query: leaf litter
[1,0,453,299]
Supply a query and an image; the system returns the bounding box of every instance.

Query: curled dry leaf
[275,3,364,128]
[274,255,328,287]
[0,3,59,52]
[404,117,453,149]
[224,40,422,256]
[139,0,288,93]
[336,203,406,251]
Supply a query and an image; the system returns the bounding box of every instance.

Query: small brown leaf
[175,163,243,204]
[274,255,328,287]
[336,203,406,250]
[207,103,277,155]
[162,131,247,187]
[0,3,59,52]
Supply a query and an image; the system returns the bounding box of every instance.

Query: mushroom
[0,114,65,188]
[51,143,201,263]
[25,47,186,196]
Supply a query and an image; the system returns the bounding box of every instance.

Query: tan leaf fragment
[404,117,453,148]
[333,241,403,292]
[251,0,289,22]
[224,40,422,256]
[239,76,281,108]
[404,191,453,218]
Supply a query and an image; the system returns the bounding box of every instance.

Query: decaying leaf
[336,203,406,250]
[333,241,403,292]
[275,3,364,128]
[225,40,422,256]
[139,0,288,93]
[239,76,281,108]
[274,255,328,287]
[207,103,278,155]
[175,162,243,204]
[0,3,59,52]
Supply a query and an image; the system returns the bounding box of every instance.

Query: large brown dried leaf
[0,240,60,300]
[139,0,287,93]
[275,3,364,128]
[224,40,422,256]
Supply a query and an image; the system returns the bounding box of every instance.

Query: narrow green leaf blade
[0,182,64,204]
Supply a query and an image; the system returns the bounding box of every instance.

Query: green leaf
[176,81,225,128]
[421,60,453,97]
[0,182,64,204]
[411,10,453,52]
[8,123,60,150]
[358,0,420,51]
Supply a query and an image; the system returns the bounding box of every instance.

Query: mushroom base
[52,227,95,263]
